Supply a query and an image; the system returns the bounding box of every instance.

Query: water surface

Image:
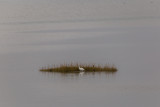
[0,0,160,107]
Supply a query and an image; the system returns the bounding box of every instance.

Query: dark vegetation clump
[40,63,117,73]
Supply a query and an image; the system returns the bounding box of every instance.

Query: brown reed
[40,63,117,73]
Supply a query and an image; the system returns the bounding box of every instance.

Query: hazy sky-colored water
[0,0,160,22]
[0,0,160,107]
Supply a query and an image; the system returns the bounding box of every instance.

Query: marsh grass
[40,63,117,73]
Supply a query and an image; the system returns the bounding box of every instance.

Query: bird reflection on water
[79,71,85,76]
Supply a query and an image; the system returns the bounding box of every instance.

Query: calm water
[0,0,160,107]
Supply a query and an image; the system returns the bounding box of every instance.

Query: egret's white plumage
[79,66,85,71]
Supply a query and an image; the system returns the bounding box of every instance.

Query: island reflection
[40,71,117,79]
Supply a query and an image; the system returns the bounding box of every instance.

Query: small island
[40,63,117,73]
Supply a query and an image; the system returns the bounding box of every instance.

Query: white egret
[79,66,85,71]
